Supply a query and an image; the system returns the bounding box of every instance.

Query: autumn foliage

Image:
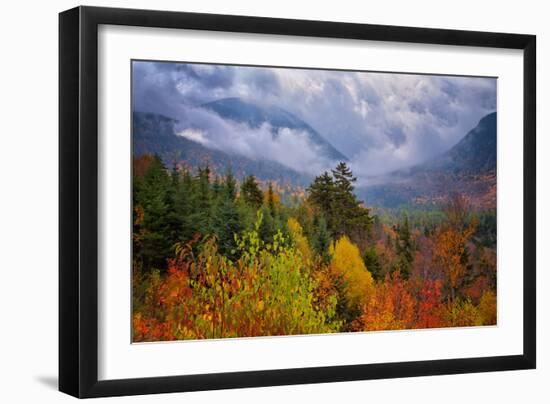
[132,155,496,341]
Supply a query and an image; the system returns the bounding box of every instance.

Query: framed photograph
[59,6,536,398]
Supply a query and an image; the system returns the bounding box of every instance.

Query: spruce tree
[332,161,356,194]
[395,215,414,279]
[212,198,242,259]
[192,165,213,237]
[307,162,372,243]
[134,155,172,272]
[211,176,223,200]
[364,246,383,281]
[224,168,237,201]
[331,162,360,237]
[165,162,183,250]
[307,171,335,216]
[267,182,277,217]
[258,205,276,245]
[312,216,331,263]
[240,175,263,209]
[178,168,195,242]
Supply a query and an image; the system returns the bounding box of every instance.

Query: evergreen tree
[165,163,183,248]
[211,175,223,200]
[267,182,277,217]
[240,175,263,209]
[307,171,335,217]
[363,246,383,281]
[308,162,372,243]
[170,161,179,186]
[258,205,276,244]
[174,168,195,243]
[395,215,414,279]
[331,162,360,238]
[133,155,172,272]
[332,161,356,194]
[332,273,361,331]
[312,216,331,263]
[212,198,242,259]
[191,166,213,237]
[224,168,237,201]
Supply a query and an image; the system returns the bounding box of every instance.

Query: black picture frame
[59,5,536,398]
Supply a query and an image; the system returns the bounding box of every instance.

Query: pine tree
[224,168,237,201]
[211,176,223,200]
[395,215,414,279]
[240,175,263,209]
[192,165,213,237]
[174,168,195,243]
[332,161,356,194]
[212,198,242,259]
[312,216,331,263]
[307,171,335,216]
[165,162,183,249]
[331,162,360,237]
[133,154,172,272]
[364,246,383,281]
[307,163,372,243]
[258,205,276,245]
[267,182,277,217]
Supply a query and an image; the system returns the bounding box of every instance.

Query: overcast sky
[132,60,496,178]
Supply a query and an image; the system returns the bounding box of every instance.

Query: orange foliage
[432,219,477,302]
[133,233,339,341]
[133,154,156,178]
[354,275,453,331]
[463,275,490,303]
[354,273,416,331]
[263,188,281,205]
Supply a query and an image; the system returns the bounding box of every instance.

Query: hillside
[132,111,312,186]
[202,97,348,162]
[361,112,497,208]
[417,112,496,174]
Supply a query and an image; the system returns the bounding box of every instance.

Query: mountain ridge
[132,111,312,186]
[360,112,497,208]
[202,97,348,162]
[132,108,497,209]
[415,111,496,174]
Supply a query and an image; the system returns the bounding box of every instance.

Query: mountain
[360,112,497,208]
[132,111,312,186]
[416,112,496,174]
[201,97,348,162]
[133,106,497,210]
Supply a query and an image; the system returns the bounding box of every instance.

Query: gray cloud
[173,105,334,175]
[132,60,496,177]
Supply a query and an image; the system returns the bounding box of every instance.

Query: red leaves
[133,195,496,341]
[354,276,462,331]
[417,280,443,328]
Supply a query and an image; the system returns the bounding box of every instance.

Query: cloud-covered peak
[132,61,496,177]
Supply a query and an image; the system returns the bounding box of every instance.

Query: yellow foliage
[441,299,483,327]
[330,236,374,306]
[287,217,313,263]
[478,290,497,325]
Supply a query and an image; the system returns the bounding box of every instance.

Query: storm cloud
[173,106,333,175]
[132,60,496,178]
